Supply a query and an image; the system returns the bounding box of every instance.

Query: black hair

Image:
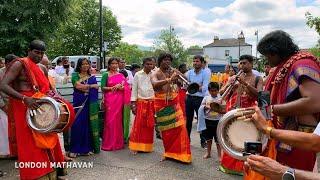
[4,54,18,64]
[119,69,128,77]
[29,40,46,51]
[157,52,173,67]
[257,30,299,60]
[107,57,119,70]
[178,63,186,71]
[131,63,141,70]
[193,55,204,63]
[239,55,254,64]
[208,82,219,90]
[61,56,68,62]
[142,57,153,65]
[75,58,90,75]
[57,58,62,65]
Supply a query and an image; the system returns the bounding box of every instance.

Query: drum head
[26,97,61,133]
[217,109,268,160]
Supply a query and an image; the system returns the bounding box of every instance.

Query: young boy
[198,82,225,159]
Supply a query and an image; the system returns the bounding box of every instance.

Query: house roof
[203,38,252,47]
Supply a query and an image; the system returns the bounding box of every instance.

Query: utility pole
[99,0,104,69]
[169,25,174,54]
[255,30,259,61]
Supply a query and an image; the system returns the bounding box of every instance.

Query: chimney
[213,36,219,42]
[237,31,245,44]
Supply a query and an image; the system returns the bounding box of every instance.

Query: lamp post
[99,0,104,69]
[169,25,174,54]
[255,30,259,61]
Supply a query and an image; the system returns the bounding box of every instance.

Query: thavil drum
[26,97,71,133]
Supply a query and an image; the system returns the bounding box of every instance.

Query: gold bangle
[266,126,273,138]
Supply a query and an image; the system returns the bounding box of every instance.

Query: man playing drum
[151,53,191,163]
[218,55,263,175]
[245,30,320,179]
[0,40,65,179]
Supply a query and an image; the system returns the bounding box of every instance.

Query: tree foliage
[309,47,320,58]
[46,0,121,58]
[153,29,188,67]
[110,42,144,64]
[306,12,320,35]
[187,45,202,50]
[0,0,72,57]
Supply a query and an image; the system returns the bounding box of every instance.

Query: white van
[52,55,100,70]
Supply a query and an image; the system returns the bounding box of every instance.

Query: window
[225,50,230,57]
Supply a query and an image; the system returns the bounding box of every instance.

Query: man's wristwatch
[282,168,295,180]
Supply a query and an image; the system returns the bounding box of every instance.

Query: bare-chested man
[218,54,263,175]
[151,52,191,163]
[0,40,65,179]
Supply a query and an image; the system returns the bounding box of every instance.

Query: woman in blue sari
[69,58,100,158]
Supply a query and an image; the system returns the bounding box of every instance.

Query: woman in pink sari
[101,58,129,151]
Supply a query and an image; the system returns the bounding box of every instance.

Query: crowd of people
[0,29,319,180]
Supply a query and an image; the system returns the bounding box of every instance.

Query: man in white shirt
[119,58,134,86]
[55,57,74,84]
[128,57,155,154]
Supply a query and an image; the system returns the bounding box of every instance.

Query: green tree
[306,12,320,46]
[187,45,202,50]
[309,47,320,58]
[0,0,72,57]
[46,0,121,58]
[153,29,188,67]
[306,12,320,35]
[110,42,144,64]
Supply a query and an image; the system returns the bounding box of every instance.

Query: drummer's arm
[0,61,26,100]
[267,128,320,152]
[273,78,320,116]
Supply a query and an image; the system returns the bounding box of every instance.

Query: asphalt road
[0,121,242,180]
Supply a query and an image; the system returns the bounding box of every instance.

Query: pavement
[0,121,243,180]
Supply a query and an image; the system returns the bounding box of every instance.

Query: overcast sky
[103,0,320,54]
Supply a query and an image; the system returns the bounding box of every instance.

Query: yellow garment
[211,73,219,82]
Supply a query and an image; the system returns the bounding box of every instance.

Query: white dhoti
[0,109,9,156]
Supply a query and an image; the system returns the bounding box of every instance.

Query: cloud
[103,0,320,52]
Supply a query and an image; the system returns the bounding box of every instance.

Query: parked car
[52,55,100,70]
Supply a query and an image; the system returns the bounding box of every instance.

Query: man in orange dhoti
[129,57,155,153]
[0,40,65,179]
[151,53,191,163]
